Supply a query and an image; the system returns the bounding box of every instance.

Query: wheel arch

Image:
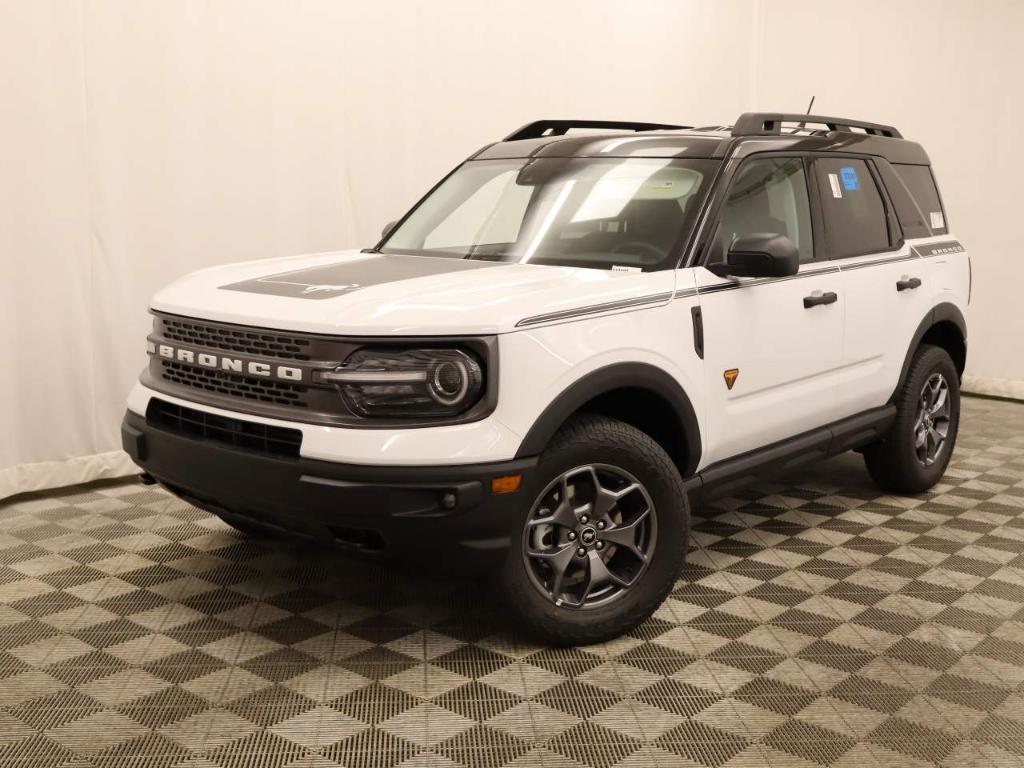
[514,363,702,477]
[892,302,967,401]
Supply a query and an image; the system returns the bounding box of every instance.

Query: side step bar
[684,405,896,503]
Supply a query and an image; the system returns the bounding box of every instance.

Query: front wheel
[499,414,689,646]
[863,344,961,493]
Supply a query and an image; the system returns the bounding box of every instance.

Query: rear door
[694,155,844,466]
[810,156,934,415]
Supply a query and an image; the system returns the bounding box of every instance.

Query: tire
[499,414,689,646]
[863,344,960,494]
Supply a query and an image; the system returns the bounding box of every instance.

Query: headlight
[319,348,484,418]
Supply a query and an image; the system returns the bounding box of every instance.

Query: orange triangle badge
[723,368,739,390]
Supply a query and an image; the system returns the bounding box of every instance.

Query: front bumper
[122,409,537,567]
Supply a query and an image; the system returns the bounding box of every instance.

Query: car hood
[150,249,672,335]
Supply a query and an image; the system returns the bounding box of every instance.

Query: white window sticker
[611,265,641,273]
[828,173,843,199]
[930,211,945,230]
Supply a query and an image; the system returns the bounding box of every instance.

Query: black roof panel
[474,130,732,160]
[474,119,930,165]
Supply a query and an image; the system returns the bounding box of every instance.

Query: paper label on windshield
[612,265,642,273]
[641,180,674,191]
[828,173,843,199]
[930,211,945,230]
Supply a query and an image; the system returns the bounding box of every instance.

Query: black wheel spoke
[526,543,577,600]
[582,550,629,600]
[598,510,649,560]
[527,496,577,531]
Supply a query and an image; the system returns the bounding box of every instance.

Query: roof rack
[731,112,902,139]
[504,119,688,142]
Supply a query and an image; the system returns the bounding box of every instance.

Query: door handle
[803,291,838,308]
[897,277,922,292]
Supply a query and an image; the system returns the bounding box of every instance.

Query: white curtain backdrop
[2,0,1022,499]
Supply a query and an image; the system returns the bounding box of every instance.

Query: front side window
[711,156,814,263]
[381,157,718,271]
[814,157,891,258]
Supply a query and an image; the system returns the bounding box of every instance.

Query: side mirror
[710,233,799,278]
[381,220,399,240]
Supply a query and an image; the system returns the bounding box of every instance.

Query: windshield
[380,157,719,271]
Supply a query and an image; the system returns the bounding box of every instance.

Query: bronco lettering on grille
[147,341,304,382]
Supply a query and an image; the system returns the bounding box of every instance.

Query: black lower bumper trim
[122,409,536,565]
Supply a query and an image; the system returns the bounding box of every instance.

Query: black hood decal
[220,254,503,300]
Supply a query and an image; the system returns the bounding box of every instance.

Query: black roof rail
[504,119,688,142]
[732,112,902,139]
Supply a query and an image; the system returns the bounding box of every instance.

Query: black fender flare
[514,362,702,477]
[891,301,967,401]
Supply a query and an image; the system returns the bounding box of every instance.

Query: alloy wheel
[914,372,951,467]
[522,464,657,609]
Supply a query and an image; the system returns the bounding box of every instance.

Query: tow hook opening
[327,525,386,552]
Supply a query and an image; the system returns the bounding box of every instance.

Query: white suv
[123,114,969,645]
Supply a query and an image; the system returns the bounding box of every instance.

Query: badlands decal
[911,240,965,258]
[221,254,502,300]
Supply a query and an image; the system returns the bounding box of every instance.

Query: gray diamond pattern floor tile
[1,396,1023,767]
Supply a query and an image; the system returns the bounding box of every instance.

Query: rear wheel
[500,414,689,646]
[863,344,960,493]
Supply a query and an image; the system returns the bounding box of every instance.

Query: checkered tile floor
[2,397,1024,767]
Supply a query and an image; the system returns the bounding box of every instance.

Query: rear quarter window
[893,164,948,236]
[876,161,929,239]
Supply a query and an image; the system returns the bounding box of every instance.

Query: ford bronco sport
[123,114,969,645]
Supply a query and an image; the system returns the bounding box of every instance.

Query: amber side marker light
[491,474,522,494]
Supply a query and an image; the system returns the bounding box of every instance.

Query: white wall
[2,0,1022,498]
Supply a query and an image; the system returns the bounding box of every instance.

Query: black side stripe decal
[515,242,963,326]
[515,291,677,327]
[838,253,920,271]
[698,266,840,294]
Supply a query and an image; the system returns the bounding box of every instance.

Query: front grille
[161,360,309,408]
[147,313,359,421]
[146,398,302,458]
[162,317,312,360]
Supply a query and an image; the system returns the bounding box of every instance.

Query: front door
[694,155,844,466]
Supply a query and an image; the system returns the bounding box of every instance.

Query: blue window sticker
[840,166,860,191]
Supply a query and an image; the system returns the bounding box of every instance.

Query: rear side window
[813,158,890,258]
[894,164,948,235]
